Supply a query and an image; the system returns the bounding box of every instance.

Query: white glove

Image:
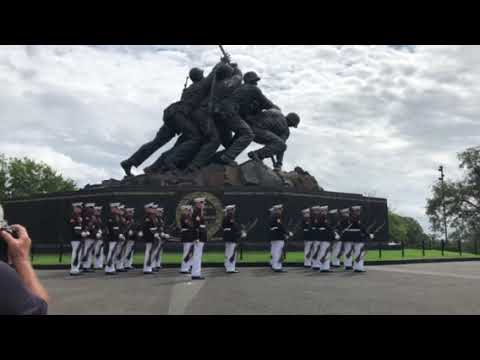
[119,234,126,241]
[289,232,293,237]
[370,234,375,240]
[81,231,88,238]
[138,231,144,238]
[96,232,102,240]
[128,230,134,236]
[162,233,170,239]
[154,233,161,240]
[241,230,247,239]
[335,233,340,241]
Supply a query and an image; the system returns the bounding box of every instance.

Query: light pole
[439,165,448,255]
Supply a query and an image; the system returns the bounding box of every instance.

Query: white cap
[351,206,362,211]
[194,197,206,203]
[126,208,135,213]
[85,203,96,208]
[329,209,338,214]
[144,202,157,209]
[272,204,283,211]
[94,206,103,211]
[311,206,321,211]
[181,205,193,211]
[72,202,83,208]
[340,208,350,214]
[118,204,126,210]
[225,205,236,211]
[301,208,310,214]
[109,203,121,208]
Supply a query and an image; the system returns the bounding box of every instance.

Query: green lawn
[32,249,480,266]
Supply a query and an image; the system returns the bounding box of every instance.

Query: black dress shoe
[320,270,333,273]
[273,269,287,273]
[143,271,154,275]
[106,272,117,276]
[117,269,127,273]
[191,276,205,280]
[354,270,366,273]
[227,270,239,274]
[179,271,190,274]
[345,267,353,271]
[247,152,261,162]
[70,272,82,276]
[153,268,160,273]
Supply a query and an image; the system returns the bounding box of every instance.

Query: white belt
[271,227,279,230]
[346,229,361,232]
[224,228,231,231]
[74,226,82,230]
[150,227,158,231]
[181,229,188,232]
[304,229,309,231]
[200,225,206,228]
[319,227,326,230]
[113,227,119,230]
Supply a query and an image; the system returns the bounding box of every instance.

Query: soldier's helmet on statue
[243,71,261,84]
[286,113,301,128]
[189,67,204,82]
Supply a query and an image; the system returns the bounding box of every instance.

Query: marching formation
[68,200,377,278]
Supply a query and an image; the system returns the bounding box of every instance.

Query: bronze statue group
[119,46,300,178]
[68,200,375,279]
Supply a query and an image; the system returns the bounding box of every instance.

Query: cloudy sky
[1,45,479,231]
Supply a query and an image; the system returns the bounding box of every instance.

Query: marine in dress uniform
[81,203,96,272]
[309,206,322,271]
[152,207,170,272]
[69,202,85,276]
[105,203,123,275]
[142,203,158,275]
[122,208,139,270]
[113,205,127,272]
[122,208,137,271]
[222,205,245,274]
[338,208,354,270]
[93,206,105,270]
[269,204,289,273]
[180,205,195,274]
[314,206,339,273]
[191,198,207,280]
[348,206,374,273]
[301,208,313,268]
[329,209,343,268]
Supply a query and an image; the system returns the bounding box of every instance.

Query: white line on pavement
[369,266,480,280]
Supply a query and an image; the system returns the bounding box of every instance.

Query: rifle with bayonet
[229,218,258,263]
[354,221,386,264]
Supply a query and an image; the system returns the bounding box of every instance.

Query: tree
[0,155,77,200]
[388,211,430,247]
[426,146,480,251]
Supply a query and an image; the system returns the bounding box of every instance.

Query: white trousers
[191,241,204,277]
[224,242,237,272]
[114,240,126,271]
[105,241,117,274]
[152,241,164,269]
[331,241,342,266]
[143,243,153,273]
[70,241,82,274]
[311,241,321,269]
[319,241,332,271]
[94,239,104,269]
[82,239,95,270]
[123,240,135,268]
[343,242,354,268]
[270,240,284,271]
[353,242,366,271]
[181,242,194,272]
[304,241,313,267]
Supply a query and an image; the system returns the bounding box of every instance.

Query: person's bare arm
[0,225,50,304]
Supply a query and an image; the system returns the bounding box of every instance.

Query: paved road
[38,262,480,315]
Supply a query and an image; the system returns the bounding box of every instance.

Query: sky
[1,45,479,232]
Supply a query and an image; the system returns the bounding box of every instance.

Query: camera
[0,204,13,262]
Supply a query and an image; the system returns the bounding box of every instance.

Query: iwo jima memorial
[3,46,389,253]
